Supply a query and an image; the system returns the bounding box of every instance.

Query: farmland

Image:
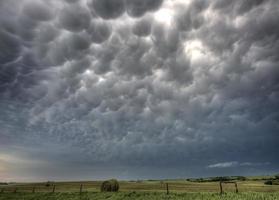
[1,192,279,200]
[1,177,279,200]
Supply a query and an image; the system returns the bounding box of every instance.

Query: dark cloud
[87,20,112,43]
[88,0,164,19]
[125,0,163,17]
[35,23,60,44]
[89,0,125,19]
[0,0,279,181]
[132,17,152,37]
[0,30,21,65]
[213,0,265,15]
[151,24,180,58]
[175,0,208,31]
[67,32,91,51]
[58,4,90,32]
[22,1,54,22]
[64,0,78,3]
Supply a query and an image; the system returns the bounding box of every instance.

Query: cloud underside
[0,0,279,180]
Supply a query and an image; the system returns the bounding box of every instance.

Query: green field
[1,178,279,200]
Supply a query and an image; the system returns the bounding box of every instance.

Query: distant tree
[45,181,54,187]
[210,176,231,182]
[264,180,273,185]
[196,178,204,182]
[237,176,247,181]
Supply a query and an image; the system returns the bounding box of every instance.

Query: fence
[0,181,240,195]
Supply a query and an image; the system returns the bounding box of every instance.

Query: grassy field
[1,178,279,199]
[1,179,279,193]
[1,191,279,200]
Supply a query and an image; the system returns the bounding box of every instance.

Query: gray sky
[0,0,279,182]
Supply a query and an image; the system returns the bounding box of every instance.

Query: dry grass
[1,179,279,193]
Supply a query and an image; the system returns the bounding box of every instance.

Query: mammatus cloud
[0,0,279,180]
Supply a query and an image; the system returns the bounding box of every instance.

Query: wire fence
[0,181,243,194]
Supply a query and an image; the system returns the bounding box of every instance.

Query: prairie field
[1,178,279,200]
[0,191,279,200]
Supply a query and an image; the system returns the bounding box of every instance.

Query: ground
[1,178,279,199]
[1,192,279,200]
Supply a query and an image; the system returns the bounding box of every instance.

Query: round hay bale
[100,179,119,192]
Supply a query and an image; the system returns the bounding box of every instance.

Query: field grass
[1,178,279,199]
[0,191,279,200]
[1,179,279,193]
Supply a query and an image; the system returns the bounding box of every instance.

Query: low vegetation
[1,175,279,199]
[187,176,247,182]
[264,180,279,185]
[45,181,55,187]
[0,191,279,200]
[263,174,279,185]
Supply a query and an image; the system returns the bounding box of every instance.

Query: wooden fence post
[32,187,35,193]
[235,182,238,193]
[14,188,17,193]
[219,182,223,195]
[52,185,56,193]
[166,183,169,195]
[80,184,83,194]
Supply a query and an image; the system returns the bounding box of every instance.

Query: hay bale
[100,179,119,192]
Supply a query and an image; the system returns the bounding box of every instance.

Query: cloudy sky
[0,0,279,182]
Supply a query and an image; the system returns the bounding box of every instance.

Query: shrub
[101,179,119,192]
[264,180,273,185]
[45,181,54,187]
[236,176,247,181]
[210,176,231,182]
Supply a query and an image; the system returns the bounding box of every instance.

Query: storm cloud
[0,0,279,181]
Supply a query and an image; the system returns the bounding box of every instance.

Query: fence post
[52,185,56,193]
[14,188,17,193]
[80,184,83,194]
[219,182,223,195]
[32,187,35,193]
[235,182,238,193]
[166,183,169,195]
[0,188,4,193]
